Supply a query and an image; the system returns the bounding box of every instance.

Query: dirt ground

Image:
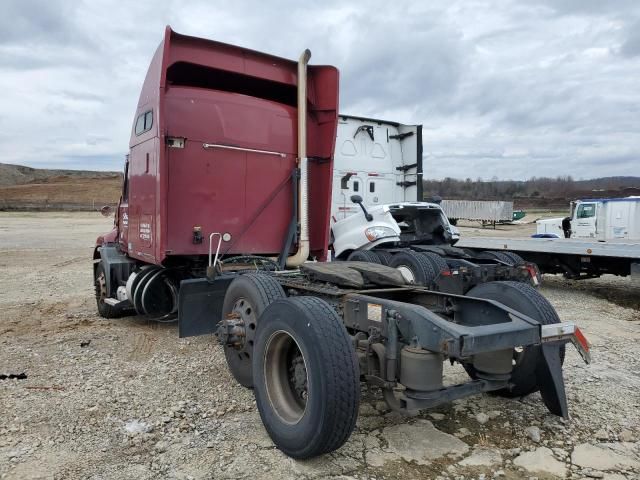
[1,212,639,480]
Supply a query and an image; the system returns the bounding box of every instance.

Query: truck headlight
[365,226,396,242]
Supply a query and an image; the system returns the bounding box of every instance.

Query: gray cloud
[0,0,638,180]
[621,20,640,57]
[0,1,79,45]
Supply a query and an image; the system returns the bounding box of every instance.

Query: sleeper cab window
[135,110,153,136]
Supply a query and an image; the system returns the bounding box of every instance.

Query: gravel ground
[1,212,639,480]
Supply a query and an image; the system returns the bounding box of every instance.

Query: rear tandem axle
[176,261,590,459]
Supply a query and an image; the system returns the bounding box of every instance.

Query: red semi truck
[94,27,590,459]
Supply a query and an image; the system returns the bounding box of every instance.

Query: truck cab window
[353,181,359,192]
[144,111,153,130]
[369,182,375,193]
[135,114,145,135]
[134,110,153,136]
[576,204,595,219]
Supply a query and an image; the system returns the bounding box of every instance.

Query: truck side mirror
[100,205,114,217]
[350,195,373,222]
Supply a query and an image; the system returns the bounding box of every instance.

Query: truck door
[573,202,598,238]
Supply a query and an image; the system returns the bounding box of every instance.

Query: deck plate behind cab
[301,261,406,288]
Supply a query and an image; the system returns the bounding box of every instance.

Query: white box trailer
[536,197,640,241]
[331,115,422,222]
[441,200,513,224]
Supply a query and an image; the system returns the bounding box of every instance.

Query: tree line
[423,176,640,205]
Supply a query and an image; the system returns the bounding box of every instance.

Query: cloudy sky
[1,0,639,180]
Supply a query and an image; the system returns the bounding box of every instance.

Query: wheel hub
[396,265,416,284]
[220,297,257,371]
[289,355,308,401]
[263,330,308,424]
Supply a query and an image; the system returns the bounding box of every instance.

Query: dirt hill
[0,163,122,211]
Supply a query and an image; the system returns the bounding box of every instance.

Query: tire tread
[288,296,360,456]
[347,250,381,264]
[254,296,360,458]
[389,250,437,285]
[420,252,449,274]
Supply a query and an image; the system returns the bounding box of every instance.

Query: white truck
[329,116,640,282]
[459,198,640,280]
[536,197,640,240]
[329,116,538,290]
[331,115,422,222]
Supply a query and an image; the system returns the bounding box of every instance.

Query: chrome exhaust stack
[286,49,311,268]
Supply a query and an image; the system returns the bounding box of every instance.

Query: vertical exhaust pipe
[286,49,311,268]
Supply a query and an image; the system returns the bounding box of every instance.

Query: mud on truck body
[94,27,590,459]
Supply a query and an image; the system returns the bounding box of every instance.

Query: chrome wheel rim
[396,265,416,284]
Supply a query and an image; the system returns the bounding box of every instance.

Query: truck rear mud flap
[178,276,234,338]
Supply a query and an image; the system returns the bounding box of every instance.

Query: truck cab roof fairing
[126,27,339,264]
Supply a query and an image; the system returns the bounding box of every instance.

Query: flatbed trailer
[458,236,640,280]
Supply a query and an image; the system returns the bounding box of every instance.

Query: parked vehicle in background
[441,200,513,227]
[460,197,640,281]
[331,115,422,222]
[512,210,526,222]
[329,116,545,292]
[536,197,640,240]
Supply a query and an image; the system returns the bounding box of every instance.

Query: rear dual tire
[252,296,360,459]
[485,250,526,267]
